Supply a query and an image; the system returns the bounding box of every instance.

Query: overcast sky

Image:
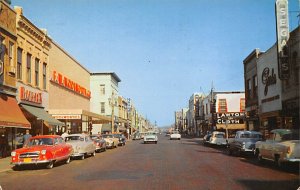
[12,0,299,127]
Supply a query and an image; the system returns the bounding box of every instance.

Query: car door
[53,137,62,160]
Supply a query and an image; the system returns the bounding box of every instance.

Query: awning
[101,124,112,132]
[216,124,246,130]
[0,95,31,128]
[21,104,64,126]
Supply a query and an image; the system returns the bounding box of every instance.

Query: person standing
[22,130,32,147]
[0,133,7,158]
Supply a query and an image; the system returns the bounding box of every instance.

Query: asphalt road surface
[0,134,299,190]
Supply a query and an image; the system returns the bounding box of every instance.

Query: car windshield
[281,131,300,141]
[215,134,224,138]
[172,131,179,134]
[26,138,53,146]
[65,136,84,141]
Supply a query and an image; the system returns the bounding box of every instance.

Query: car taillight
[287,146,291,154]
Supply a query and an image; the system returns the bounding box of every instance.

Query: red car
[11,135,73,169]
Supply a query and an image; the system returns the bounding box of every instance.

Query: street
[0,135,299,190]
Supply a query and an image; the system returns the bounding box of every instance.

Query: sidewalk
[0,157,12,173]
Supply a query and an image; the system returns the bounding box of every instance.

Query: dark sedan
[113,134,126,146]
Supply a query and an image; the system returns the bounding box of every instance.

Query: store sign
[216,112,245,124]
[50,71,91,99]
[275,0,290,80]
[19,87,42,104]
[52,114,81,120]
[261,67,277,96]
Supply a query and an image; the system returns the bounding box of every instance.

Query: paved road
[0,135,299,190]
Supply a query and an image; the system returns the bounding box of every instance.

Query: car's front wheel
[80,154,85,160]
[46,161,54,169]
[65,156,71,164]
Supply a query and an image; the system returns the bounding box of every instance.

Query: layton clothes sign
[19,87,42,104]
[50,71,91,99]
[216,112,245,124]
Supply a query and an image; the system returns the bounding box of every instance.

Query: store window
[26,53,32,83]
[17,48,22,80]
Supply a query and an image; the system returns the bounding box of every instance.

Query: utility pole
[109,92,115,133]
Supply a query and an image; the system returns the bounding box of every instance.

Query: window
[17,48,22,80]
[26,53,31,83]
[9,42,14,67]
[218,99,227,113]
[100,102,105,114]
[43,63,47,89]
[240,98,245,112]
[100,84,105,95]
[35,58,39,87]
[0,36,4,63]
[252,75,258,98]
[246,79,251,99]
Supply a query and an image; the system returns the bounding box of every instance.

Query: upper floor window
[43,63,47,90]
[246,79,251,99]
[100,102,105,114]
[35,58,39,87]
[100,84,105,95]
[240,98,245,112]
[26,53,32,84]
[17,48,22,80]
[252,75,258,98]
[218,99,227,113]
[8,42,14,67]
[0,36,4,63]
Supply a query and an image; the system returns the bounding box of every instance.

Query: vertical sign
[275,0,290,80]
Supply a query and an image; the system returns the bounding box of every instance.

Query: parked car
[113,133,126,146]
[170,131,181,140]
[209,131,227,146]
[227,131,262,156]
[90,134,107,152]
[132,132,141,140]
[255,129,300,167]
[65,134,96,160]
[203,133,212,146]
[11,135,73,169]
[144,132,158,144]
[102,134,119,149]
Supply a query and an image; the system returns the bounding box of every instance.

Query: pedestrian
[0,133,7,158]
[22,129,32,147]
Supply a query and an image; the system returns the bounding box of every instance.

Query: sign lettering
[19,87,42,104]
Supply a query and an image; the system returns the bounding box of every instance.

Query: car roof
[31,135,60,139]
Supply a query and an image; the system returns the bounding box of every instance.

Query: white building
[90,72,121,134]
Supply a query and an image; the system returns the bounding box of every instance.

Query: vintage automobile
[132,132,141,140]
[11,135,73,169]
[113,133,126,146]
[102,134,119,149]
[65,134,96,160]
[90,134,107,152]
[209,131,227,146]
[203,133,212,146]
[144,132,158,144]
[227,131,262,156]
[255,129,300,167]
[170,131,181,140]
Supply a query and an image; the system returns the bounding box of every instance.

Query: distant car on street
[11,135,73,169]
[203,133,212,146]
[227,131,262,156]
[65,134,96,160]
[144,132,158,144]
[132,132,141,140]
[113,133,126,146]
[209,131,227,146]
[170,131,181,140]
[102,134,119,149]
[90,134,107,152]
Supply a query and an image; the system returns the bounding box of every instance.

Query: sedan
[90,134,107,152]
[11,135,73,169]
[65,134,96,160]
[113,133,126,146]
[102,134,119,149]
[144,132,158,144]
[170,131,181,140]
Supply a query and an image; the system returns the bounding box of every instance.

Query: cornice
[16,16,51,49]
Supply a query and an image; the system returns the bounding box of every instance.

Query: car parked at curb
[203,133,212,146]
[209,131,227,146]
[102,134,119,149]
[227,131,262,156]
[65,134,96,160]
[170,131,181,140]
[113,133,126,146]
[255,129,300,167]
[11,135,73,169]
[90,134,107,152]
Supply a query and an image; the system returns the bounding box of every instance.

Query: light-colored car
[170,131,181,140]
[65,134,96,160]
[90,134,107,152]
[209,131,227,146]
[144,132,158,144]
[132,132,141,140]
[228,131,262,156]
[102,134,119,149]
[255,129,300,167]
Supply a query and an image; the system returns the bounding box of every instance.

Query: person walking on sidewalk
[22,130,32,147]
[0,133,7,158]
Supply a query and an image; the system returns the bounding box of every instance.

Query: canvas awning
[21,104,64,126]
[0,95,31,128]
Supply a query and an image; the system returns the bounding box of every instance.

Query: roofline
[90,72,121,82]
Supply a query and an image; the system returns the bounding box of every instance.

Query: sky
[12,0,299,127]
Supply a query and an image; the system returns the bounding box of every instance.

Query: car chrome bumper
[71,152,85,157]
[11,159,53,165]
